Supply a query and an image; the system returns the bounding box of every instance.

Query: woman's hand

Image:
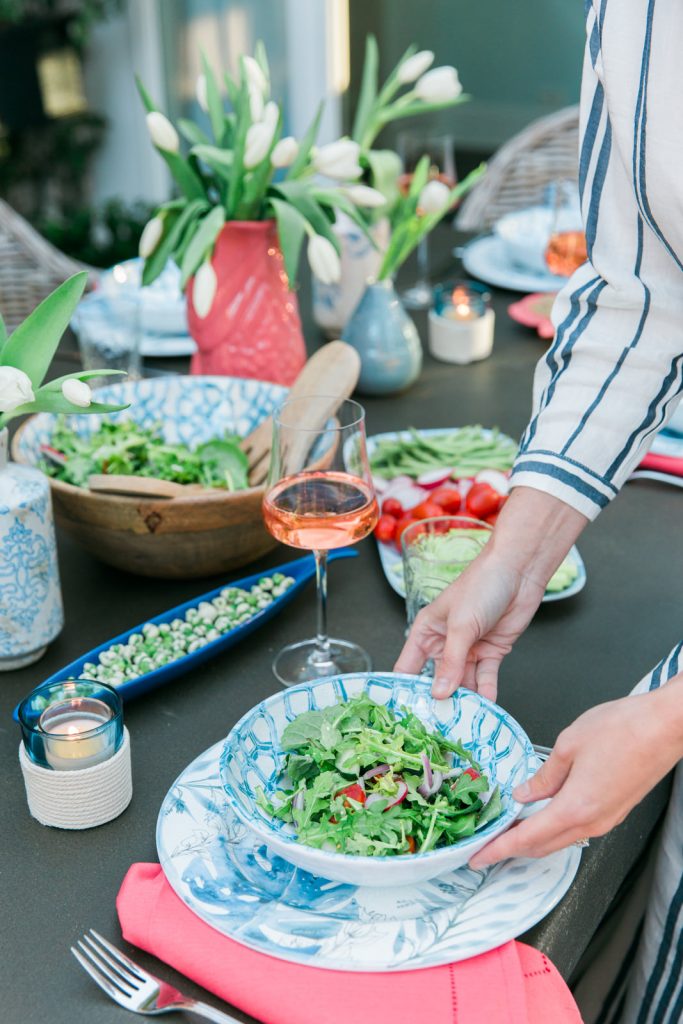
[395,487,588,701]
[469,679,683,868]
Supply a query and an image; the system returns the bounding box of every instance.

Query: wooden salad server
[240,340,361,486]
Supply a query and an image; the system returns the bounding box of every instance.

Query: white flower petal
[307,235,341,285]
[61,378,92,408]
[196,74,209,112]
[146,111,180,153]
[397,50,434,85]
[344,184,387,208]
[193,261,217,319]
[314,139,362,180]
[0,366,34,413]
[271,136,299,168]
[138,216,164,258]
[243,55,268,97]
[418,179,452,215]
[415,66,462,104]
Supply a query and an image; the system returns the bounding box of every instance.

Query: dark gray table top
[1,249,679,1024]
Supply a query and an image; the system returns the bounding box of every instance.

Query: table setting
[1,35,681,1024]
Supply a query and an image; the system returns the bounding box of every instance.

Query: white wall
[83,0,170,205]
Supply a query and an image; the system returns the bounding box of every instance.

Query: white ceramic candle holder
[428,307,496,365]
[19,727,132,829]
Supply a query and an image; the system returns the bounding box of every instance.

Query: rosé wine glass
[263,396,379,686]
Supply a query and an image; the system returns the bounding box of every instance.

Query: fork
[71,930,240,1022]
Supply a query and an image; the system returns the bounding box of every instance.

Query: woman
[397,2,683,1020]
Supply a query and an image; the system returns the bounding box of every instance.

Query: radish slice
[362,763,390,781]
[388,485,428,510]
[475,469,510,495]
[417,468,453,489]
[371,474,389,494]
[384,780,408,808]
[420,752,433,790]
[458,477,474,498]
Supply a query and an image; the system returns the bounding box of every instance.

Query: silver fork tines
[71,930,239,1022]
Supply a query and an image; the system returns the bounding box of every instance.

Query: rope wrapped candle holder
[17,679,132,829]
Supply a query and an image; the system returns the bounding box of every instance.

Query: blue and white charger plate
[157,740,581,972]
[460,235,567,294]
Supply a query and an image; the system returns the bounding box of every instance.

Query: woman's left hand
[469,679,683,868]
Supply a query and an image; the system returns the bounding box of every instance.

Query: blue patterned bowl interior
[14,375,288,468]
[220,672,535,862]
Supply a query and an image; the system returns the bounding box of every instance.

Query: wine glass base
[272,638,372,687]
[400,282,433,310]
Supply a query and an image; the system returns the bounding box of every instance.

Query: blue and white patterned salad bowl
[220,672,535,887]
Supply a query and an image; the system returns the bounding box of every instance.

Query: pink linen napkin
[117,864,582,1024]
[639,451,683,478]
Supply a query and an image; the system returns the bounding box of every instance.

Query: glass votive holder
[429,281,495,365]
[18,679,123,772]
[401,516,493,628]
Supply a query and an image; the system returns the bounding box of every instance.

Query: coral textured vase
[186,221,306,385]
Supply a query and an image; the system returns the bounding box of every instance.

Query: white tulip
[146,111,180,153]
[243,103,279,168]
[138,215,164,258]
[248,84,264,123]
[415,66,462,104]
[313,139,362,181]
[193,260,217,319]
[243,55,268,98]
[307,234,341,285]
[196,73,209,112]
[0,366,34,413]
[397,50,434,85]
[271,136,298,168]
[418,179,452,215]
[343,184,387,208]
[61,378,92,408]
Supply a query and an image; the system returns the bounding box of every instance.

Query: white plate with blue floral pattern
[157,741,581,972]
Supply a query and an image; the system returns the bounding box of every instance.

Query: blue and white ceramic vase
[342,278,423,396]
[0,428,63,670]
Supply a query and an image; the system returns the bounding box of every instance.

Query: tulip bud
[343,184,387,208]
[418,179,451,215]
[262,101,279,131]
[196,73,209,112]
[313,139,362,181]
[62,378,92,408]
[397,50,434,85]
[271,136,299,168]
[248,84,264,123]
[138,215,164,258]
[307,234,341,285]
[146,111,180,153]
[0,366,34,413]
[415,66,462,104]
[193,260,217,319]
[244,105,279,169]
[243,55,268,98]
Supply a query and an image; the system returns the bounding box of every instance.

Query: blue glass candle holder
[18,679,123,771]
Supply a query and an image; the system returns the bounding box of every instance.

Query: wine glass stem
[416,236,429,287]
[313,549,331,663]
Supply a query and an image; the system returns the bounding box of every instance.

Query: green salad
[43,419,249,491]
[257,694,503,856]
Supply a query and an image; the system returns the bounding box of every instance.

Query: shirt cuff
[510,450,619,521]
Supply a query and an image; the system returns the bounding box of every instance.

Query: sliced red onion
[362,763,390,781]
[421,752,433,789]
[384,780,408,808]
[365,791,386,808]
[431,770,444,793]
[292,790,305,811]
[417,781,432,799]
[417,468,453,489]
[474,469,510,495]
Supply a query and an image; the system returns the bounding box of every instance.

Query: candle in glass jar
[39,697,115,771]
[442,285,480,322]
[428,282,495,364]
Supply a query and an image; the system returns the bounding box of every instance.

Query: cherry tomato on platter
[412,499,445,520]
[465,482,501,520]
[382,497,404,519]
[429,487,462,514]
[374,513,397,544]
[394,514,421,549]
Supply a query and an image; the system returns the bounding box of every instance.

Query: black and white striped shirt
[512,0,683,520]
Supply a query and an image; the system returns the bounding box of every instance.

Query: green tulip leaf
[269,196,308,289]
[0,272,88,387]
[287,101,323,180]
[200,50,226,144]
[180,205,226,287]
[351,34,379,144]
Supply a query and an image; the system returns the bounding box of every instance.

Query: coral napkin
[639,451,683,478]
[117,864,582,1024]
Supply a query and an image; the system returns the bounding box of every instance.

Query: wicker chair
[456,105,580,232]
[0,199,98,330]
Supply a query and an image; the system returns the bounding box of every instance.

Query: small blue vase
[342,279,422,395]
[0,427,63,669]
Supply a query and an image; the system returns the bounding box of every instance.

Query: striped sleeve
[511,0,683,521]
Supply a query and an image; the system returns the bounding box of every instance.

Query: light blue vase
[0,428,63,669]
[342,279,423,396]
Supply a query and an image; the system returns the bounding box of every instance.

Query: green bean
[370,426,517,479]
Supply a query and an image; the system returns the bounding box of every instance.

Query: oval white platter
[157,740,581,972]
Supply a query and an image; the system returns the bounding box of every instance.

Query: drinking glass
[263,396,379,686]
[73,262,142,383]
[401,516,492,628]
[544,179,587,278]
[398,132,457,310]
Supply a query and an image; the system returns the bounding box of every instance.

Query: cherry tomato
[430,487,462,514]
[382,497,404,518]
[337,783,366,807]
[465,482,501,520]
[374,513,397,544]
[464,767,480,780]
[486,512,500,526]
[406,835,417,854]
[394,514,419,549]
[412,499,445,520]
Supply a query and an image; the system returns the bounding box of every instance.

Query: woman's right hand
[395,487,588,701]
